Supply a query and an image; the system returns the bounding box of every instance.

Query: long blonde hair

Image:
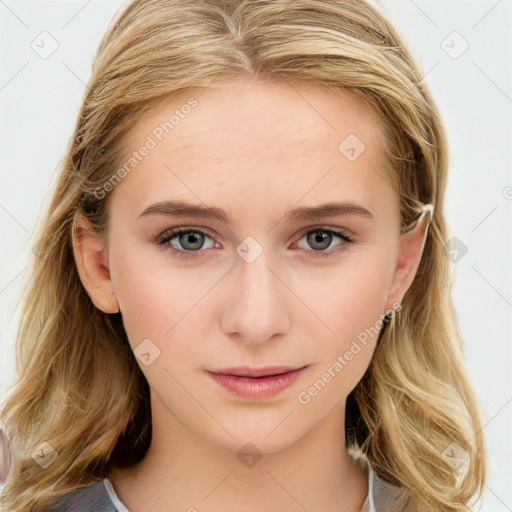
[0,0,487,510]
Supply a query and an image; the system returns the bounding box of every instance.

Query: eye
[155,225,354,260]
[155,227,219,259]
[296,227,354,257]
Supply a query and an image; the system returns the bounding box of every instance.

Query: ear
[385,208,432,309]
[72,215,120,314]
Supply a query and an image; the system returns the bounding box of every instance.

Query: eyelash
[155,225,355,261]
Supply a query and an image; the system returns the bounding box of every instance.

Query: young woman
[0,0,488,510]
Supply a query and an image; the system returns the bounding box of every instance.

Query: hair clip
[417,203,434,226]
[403,203,434,235]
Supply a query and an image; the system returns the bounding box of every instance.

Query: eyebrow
[137,199,375,224]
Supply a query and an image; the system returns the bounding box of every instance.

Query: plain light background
[1,0,511,509]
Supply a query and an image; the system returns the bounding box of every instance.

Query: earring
[383,303,401,325]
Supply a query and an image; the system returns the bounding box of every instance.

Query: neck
[109,396,368,512]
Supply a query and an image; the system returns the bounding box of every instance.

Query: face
[77,77,421,455]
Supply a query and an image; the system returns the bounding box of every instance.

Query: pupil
[309,231,331,250]
[181,232,203,250]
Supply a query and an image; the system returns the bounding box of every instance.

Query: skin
[73,76,429,512]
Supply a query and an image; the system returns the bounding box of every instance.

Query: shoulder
[49,480,119,512]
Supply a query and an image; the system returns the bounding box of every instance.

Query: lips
[207,365,307,399]
[213,365,304,378]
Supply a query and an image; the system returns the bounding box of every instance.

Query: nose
[220,245,291,345]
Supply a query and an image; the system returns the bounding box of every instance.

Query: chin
[202,419,306,457]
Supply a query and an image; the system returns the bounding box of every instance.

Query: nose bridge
[221,240,290,343]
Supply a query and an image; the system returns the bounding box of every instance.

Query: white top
[102,462,402,512]
[360,464,376,512]
[103,477,130,512]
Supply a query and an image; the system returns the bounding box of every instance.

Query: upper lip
[211,365,305,378]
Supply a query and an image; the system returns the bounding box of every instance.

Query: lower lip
[208,368,306,399]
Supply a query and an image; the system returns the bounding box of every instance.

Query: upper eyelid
[157,226,217,241]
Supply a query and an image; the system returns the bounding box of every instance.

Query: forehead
[122,78,380,155]
[113,78,396,220]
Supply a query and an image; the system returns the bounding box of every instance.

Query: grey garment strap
[350,449,403,512]
[370,465,404,512]
[51,481,118,512]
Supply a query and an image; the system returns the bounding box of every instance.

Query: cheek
[108,237,190,346]
[108,235,223,373]
[312,251,393,337]
[302,250,394,387]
